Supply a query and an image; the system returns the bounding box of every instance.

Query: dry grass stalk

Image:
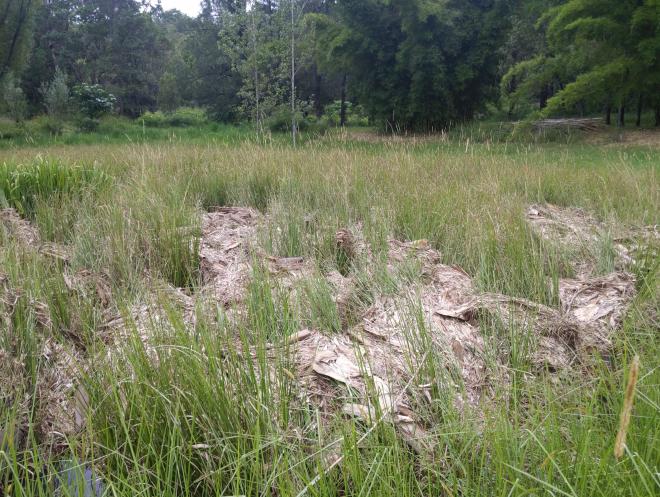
[614,355,640,460]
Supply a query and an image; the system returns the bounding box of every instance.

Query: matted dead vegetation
[0,202,650,458]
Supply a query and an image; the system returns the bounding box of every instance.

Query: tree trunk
[1,0,29,79]
[539,85,548,109]
[636,94,643,127]
[605,104,611,125]
[290,0,296,146]
[339,73,347,127]
[655,107,660,127]
[617,104,625,127]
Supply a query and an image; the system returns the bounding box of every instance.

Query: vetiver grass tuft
[0,131,657,496]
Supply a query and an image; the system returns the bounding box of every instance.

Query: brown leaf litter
[199,207,261,307]
[1,208,41,247]
[198,206,314,313]
[134,205,641,455]
[526,203,642,342]
[0,214,100,451]
[0,281,84,450]
[100,283,198,369]
[278,242,602,450]
[526,203,656,276]
[1,203,647,458]
[104,206,314,355]
[1,208,70,262]
[269,207,645,452]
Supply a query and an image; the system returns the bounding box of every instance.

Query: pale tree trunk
[290,0,297,146]
[340,73,347,127]
[250,9,260,131]
[313,64,322,118]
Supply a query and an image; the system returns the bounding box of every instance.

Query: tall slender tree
[0,0,39,80]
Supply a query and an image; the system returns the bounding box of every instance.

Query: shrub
[266,105,326,134]
[32,115,66,136]
[72,84,116,119]
[140,107,208,128]
[265,106,328,135]
[77,117,100,132]
[2,74,27,123]
[167,107,207,127]
[140,110,168,128]
[0,117,24,140]
[40,69,71,121]
[322,100,369,127]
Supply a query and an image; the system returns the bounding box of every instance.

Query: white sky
[158,0,201,17]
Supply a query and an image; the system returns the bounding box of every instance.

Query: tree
[312,0,512,131]
[41,68,70,119]
[505,0,660,126]
[20,0,81,112]
[71,0,169,116]
[2,72,27,122]
[0,0,39,80]
[183,7,243,121]
[73,83,116,119]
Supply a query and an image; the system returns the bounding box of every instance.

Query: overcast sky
[159,0,201,17]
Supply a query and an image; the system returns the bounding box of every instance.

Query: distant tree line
[1,0,658,130]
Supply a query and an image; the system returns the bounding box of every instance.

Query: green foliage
[76,116,99,133]
[182,11,242,122]
[1,73,28,122]
[311,0,513,130]
[72,84,116,119]
[0,117,24,140]
[40,68,70,120]
[29,114,69,136]
[505,0,660,121]
[323,100,368,127]
[0,0,39,80]
[0,158,109,217]
[140,107,208,128]
[266,106,305,133]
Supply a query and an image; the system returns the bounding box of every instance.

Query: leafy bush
[266,106,297,133]
[2,74,27,123]
[139,110,168,128]
[168,107,207,127]
[140,107,208,128]
[72,84,116,119]
[322,100,369,127]
[0,158,110,217]
[31,115,66,136]
[41,69,70,121]
[77,117,100,132]
[0,117,24,140]
[265,106,325,134]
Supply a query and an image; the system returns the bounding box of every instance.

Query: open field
[0,129,658,496]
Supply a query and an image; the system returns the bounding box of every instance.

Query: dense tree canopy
[0,0,39,80]
[1,0,659,128]
[504,0,660,125]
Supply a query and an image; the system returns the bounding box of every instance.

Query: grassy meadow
[0,127,658,496]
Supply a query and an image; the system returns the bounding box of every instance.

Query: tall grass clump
[0,158,109,218]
